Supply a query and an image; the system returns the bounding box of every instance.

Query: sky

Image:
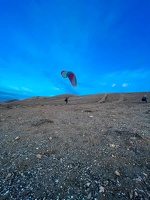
[0,0,150,100]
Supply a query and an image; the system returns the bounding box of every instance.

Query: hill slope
[0,92,150,199]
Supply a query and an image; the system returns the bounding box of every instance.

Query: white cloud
[51,87,61,91]
[112,83,116,87]
[122,83,128,87]
[8,86,20,91]
[100,82,107,86]
[21,87,32,92]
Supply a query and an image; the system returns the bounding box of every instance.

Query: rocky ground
[0,92,150,200]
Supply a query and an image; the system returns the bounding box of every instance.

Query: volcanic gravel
[0,92,150,200]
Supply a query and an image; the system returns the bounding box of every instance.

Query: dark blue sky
[0,0,150,100]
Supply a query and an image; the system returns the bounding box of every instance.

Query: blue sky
[0,0,150,100]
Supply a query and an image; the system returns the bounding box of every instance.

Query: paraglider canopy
[61,70,77,87]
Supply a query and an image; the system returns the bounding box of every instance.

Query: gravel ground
[0,92,150,200]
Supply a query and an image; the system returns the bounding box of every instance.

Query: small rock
[15,136,20,140]
[115,170,120,176]
[87,192,92,199]
[135,176,142,182]
[6,173,11,179]
[20,173,24,176]
[110,144,115,148]
[130,137,136,140]
[89,115,93,118]
[86,182,91,187]
[99,185,105,193]
[36,154,42,159]
[3,190,9,196]
[129,190,133,199]
[143,172,148,177]
[134,191,138,196]
[55,179,59,183]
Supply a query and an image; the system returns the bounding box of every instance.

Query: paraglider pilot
[142,95,147,103]
[65,97,69,104]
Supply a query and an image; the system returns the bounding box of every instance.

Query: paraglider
[61,70,77,87]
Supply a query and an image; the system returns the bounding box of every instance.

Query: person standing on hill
[142,95,147,103]
[65,97,69,104]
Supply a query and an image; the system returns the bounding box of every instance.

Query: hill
[0,92,150,199]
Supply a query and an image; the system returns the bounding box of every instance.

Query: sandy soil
[0,92,150,200]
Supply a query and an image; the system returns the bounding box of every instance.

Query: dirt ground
[0,92,150,200]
